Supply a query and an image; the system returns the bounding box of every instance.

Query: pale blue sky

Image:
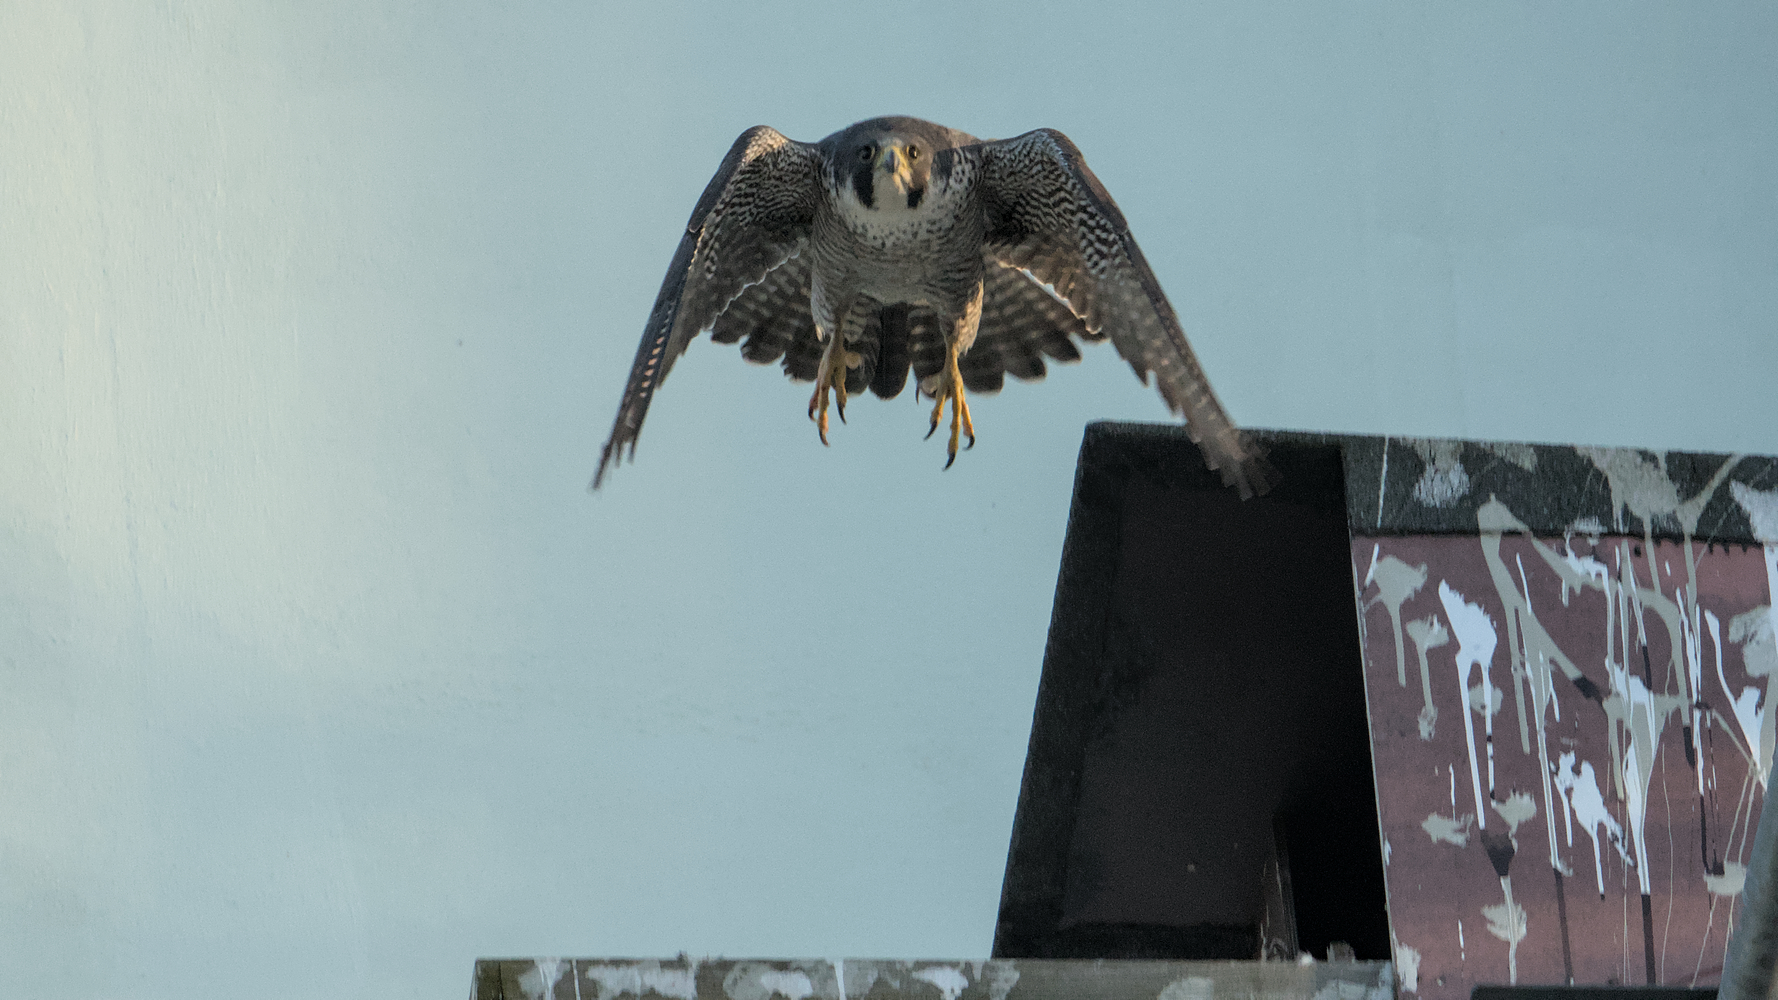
[2,2,1775,998]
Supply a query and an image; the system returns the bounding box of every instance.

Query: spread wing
[978,129,1274,497]
[709,253,814,366]
[593,126,823,489]
[718,258,1094,398]
[709,260,898,397]
[951,263,1097,394]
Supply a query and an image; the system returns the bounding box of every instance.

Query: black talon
[944,451,957,471]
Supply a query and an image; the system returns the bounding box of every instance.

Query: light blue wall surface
[2,2,1774,997]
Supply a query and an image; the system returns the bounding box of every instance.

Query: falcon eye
[858,145,874,161]
[907,146,920,161]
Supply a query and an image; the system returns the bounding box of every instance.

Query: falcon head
[824,117,968,214]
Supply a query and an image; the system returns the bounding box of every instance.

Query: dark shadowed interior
[993,425,1391,961]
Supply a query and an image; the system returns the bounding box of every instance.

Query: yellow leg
[922,340,976,468]
[807,332,861,446]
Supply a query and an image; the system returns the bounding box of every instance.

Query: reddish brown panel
[1352,532,1774,999]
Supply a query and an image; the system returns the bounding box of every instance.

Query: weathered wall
[1350,443,1778,997]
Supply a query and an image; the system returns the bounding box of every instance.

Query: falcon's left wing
[593,127,823,489]
[977,130,1274,498]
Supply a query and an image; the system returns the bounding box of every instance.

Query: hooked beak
[875,145,912,191]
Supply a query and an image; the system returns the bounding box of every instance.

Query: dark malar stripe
[851,165,874,208]
[906,186,924,210]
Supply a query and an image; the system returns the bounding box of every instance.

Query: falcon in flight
[593,117,1272,496]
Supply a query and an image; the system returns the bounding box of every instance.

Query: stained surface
[470,957,1394,1000]
[1355,531,1773,996]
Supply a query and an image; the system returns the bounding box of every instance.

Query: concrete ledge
[470,957,1395,1000]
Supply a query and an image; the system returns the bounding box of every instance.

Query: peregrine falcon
[593,117,1273,497]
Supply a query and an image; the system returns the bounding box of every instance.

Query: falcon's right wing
[593,126,824,489]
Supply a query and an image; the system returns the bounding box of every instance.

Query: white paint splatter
[1159,975,1215,1000]
[586,961,699,1000]
[1310,980,1372,1000]
[1765,542,1778,786]
[760,972,812,1000]
[982,962,1019,1000]
[1475,498,1614,885]
[1584,448,1682,533]
[1467,681,1504,718]
[1376,441,1390,529]
[1705,861,1747,896]
[527,959,566,1000]
[1557,758,1575,847]
[1394,940,1421,994]
[1412,440,1471,509]
[653,964,699,1000]
[1422,811,1473,846]
[1729,604,1777,787]
[1440,580,1498,828]
[722,964,812,1000]
[1626,540,1652,647]
[1407,615,1450,739]
[1604,642,1684,895]
[1554,752,1630,896]
[1624,739,1652,894]
[1491,791,1536,834]
[1721,485,1778,786]
[1368,556,1429,688]
[837,962,882,998]
[1732,481,1778,544]
[1570,515,1606,537]
[1482,879,1527,983]
[1370,966,1395,1000]
[1731,605,1778,678]
[585,964,632,1000]
[910,966,968,1000]
[1705,606,1766,791]
[1483,442,1538,472]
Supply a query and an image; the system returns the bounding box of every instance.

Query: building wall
[1352,448,1777,996]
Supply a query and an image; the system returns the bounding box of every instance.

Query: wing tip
[1189,427,1278,500]
[589,435,637,492]
[1225,452,1279,500]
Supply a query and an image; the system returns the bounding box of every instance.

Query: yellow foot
[807,334,862,446]
[922,342,976,469]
